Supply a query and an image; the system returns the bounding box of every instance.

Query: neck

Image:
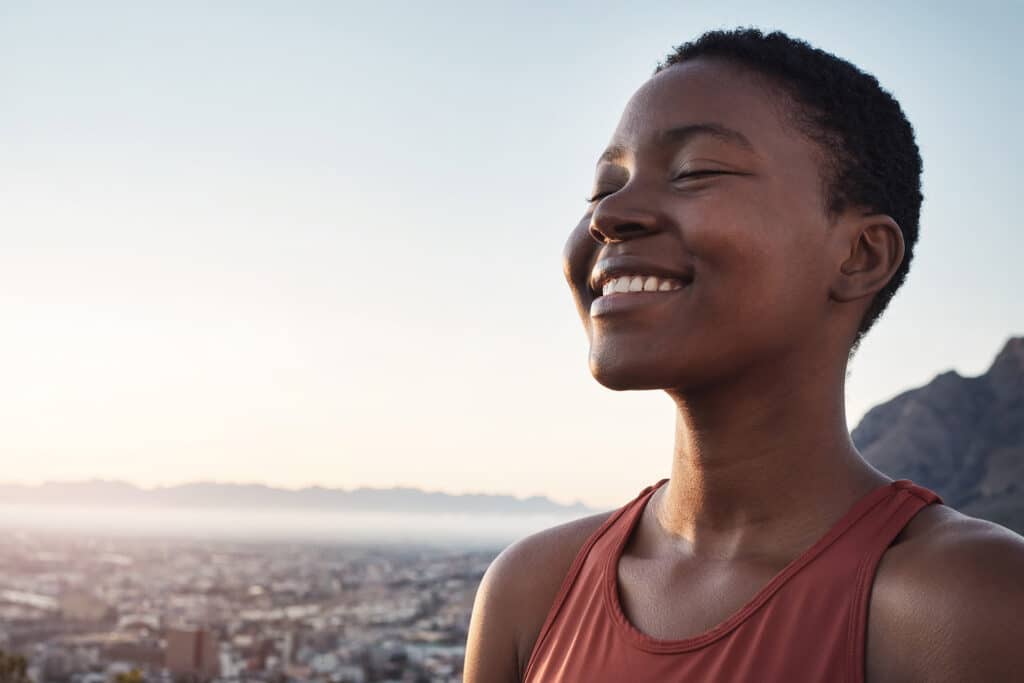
[654,343,889,559]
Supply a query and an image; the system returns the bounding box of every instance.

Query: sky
[1,1,1021,509]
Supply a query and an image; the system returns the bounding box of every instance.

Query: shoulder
[867,503,1024,683]
[463,508,616,683]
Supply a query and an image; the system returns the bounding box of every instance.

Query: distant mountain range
[0,480,596,516]
[855,336,1024,534]
[4,337,1021,531]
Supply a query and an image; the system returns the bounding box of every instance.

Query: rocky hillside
[853,337,1024,534]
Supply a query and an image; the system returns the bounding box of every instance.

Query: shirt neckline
[602,477,904,654]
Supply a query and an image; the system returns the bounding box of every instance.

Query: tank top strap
[601,478,669,547]
[810,479,944,568]
[522,479,664,683]
[844,479,943,683]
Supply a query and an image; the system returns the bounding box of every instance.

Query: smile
[590,276,692,317]
[598,274,688,295]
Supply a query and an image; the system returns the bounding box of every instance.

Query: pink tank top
[523,477,943,682]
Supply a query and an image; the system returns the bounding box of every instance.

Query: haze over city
[2,1,1021,509]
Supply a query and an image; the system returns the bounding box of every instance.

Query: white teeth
[598,274,691,296]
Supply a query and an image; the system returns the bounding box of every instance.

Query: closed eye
[586,170,737,204]
[673,170,727,180]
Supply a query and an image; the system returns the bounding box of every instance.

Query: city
[0,531,497,683]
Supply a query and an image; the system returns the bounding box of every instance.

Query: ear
[829,212,905,304]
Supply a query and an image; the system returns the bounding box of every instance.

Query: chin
[588,353,675,391]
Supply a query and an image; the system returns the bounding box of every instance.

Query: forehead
[607,58,803,159]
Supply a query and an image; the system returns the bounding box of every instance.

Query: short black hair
[655,28,923,358]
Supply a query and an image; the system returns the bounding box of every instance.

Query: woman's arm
[464,544,527,683]
[463,511,615,682]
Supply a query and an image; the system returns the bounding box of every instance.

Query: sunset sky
[2,1,1021,509]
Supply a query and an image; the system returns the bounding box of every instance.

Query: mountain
[0,480,595,516]
[853,336,1024,534]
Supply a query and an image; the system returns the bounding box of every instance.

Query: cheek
[563,217,596,290]
[681,194,778,283]
[562,218,598,329]
[682,197,812,327]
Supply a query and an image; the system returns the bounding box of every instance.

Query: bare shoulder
[463,509,615,683]
[867,503,1024,683]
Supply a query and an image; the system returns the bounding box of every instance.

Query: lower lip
[589,286,690,317]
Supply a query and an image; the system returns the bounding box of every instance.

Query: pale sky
[2,1,1021,509]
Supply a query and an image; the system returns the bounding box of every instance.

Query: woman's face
[563,58,841,392]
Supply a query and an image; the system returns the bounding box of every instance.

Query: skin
[464,57,1024,682]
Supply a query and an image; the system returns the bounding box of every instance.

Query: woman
[464,28,1024,682]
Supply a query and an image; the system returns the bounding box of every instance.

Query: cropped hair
[655,28,923,356]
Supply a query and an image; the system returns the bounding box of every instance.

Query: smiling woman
[463,27,1024,683]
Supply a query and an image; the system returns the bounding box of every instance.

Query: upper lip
[588,256,695,295]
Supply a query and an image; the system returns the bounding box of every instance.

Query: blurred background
[1,1,1021,681]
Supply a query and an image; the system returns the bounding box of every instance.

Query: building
[165,627,219,680]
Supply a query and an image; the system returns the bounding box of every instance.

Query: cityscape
[0,530,498,683]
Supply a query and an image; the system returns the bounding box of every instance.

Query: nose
[588,191,659,244]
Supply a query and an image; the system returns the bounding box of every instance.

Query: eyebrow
[596,123,755,166]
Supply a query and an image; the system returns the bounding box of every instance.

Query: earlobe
[830,214,904,304]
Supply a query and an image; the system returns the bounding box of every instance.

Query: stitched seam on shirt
[612,481,900,654]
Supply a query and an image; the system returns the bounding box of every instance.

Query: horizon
[2,1,1022,510]
[0,476,597,508]
[3,316,1013,512]
[4,332,1020,509]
